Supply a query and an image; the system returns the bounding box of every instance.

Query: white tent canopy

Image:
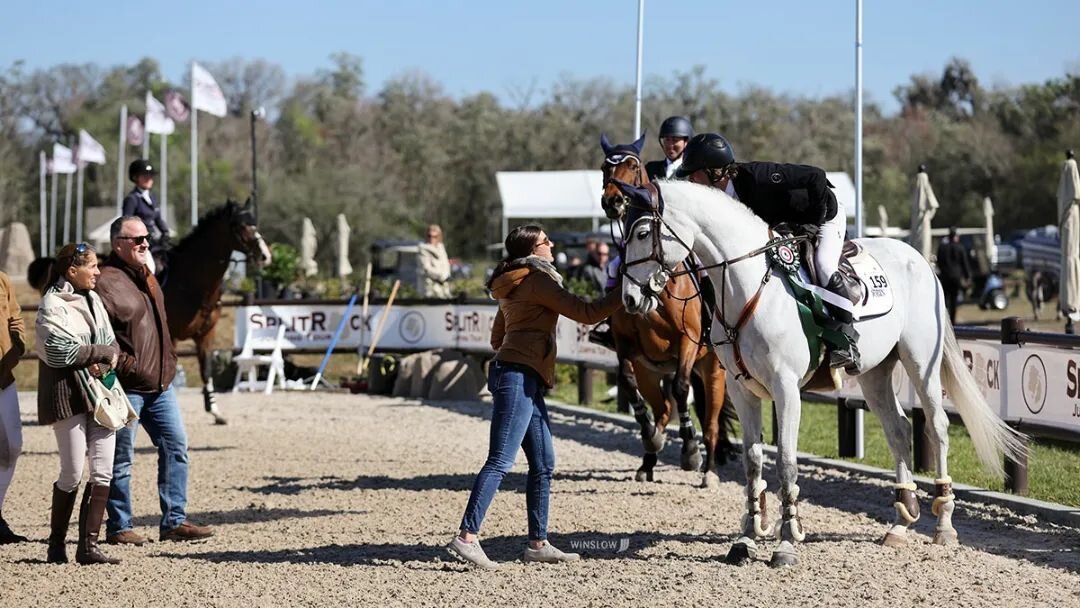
[496,170,605,237]
[495,169,859,238]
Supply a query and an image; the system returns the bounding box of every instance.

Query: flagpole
[50,161,58,254]
[853,0,865,458]
[39,151,47,257]
[161,133,168,228]
[191,62,199,227]
[76,162,85,242]
[63,168,73,244]
[633,0,644,139]
[117,105,127,215]
[143,131,150,159]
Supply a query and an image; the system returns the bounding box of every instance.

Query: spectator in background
[580,242,610,293]
[937,227,973,324]
[418,224,453,299]
[0,270,27,545]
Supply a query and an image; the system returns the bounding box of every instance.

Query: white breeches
[815,212,847,285]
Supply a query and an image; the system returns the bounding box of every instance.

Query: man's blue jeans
[106,384,190,535]
[460,362,555,541]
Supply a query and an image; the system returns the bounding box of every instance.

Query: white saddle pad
[797,244,894,321]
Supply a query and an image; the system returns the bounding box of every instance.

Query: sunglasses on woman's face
[118,234,149,245]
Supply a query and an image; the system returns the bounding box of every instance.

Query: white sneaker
[523,540,580,563]
[447,537,501,570]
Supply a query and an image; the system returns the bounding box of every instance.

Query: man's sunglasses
[118,235,149,245]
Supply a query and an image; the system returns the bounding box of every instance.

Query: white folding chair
[232,325,287,394]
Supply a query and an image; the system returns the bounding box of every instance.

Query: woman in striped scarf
[35,243,122,565]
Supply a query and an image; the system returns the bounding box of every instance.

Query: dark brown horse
[600,134,736,487]
[163,199,271,424]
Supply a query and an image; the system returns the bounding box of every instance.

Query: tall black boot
[0,509,29,544]
[46,483,78,563]
[75,483,120,565]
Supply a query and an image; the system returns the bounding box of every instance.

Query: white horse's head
[615,181,696,315]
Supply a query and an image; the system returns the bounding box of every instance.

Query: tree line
[1,55,1077,268]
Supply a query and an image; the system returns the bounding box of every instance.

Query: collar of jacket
[103,253,150,286]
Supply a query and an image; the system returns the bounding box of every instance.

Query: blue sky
[3,1,1077,114]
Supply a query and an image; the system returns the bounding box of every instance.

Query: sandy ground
[0,389,1077,608]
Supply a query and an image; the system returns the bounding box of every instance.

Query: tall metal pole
[75,162,85,242]
[49,162,58,254]
[161,134,168,227]
[117,105,127,215]
[39,151,47,257]
[250,110,258,222]
[63,168,73,244]
[191,62,199,227]
[633,0,645,138]
[853,0,865,459]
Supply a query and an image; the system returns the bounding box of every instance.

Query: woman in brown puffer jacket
[448,225,623,570]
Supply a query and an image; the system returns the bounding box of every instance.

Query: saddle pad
[797,243,894,320]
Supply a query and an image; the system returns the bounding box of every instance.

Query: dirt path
[1,390,1076,608]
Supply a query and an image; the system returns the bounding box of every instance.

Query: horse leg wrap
[774,485,806,543]
[931,477,954,517]
[202,385,218,413]
[893,482,920,524]
[740,479,772,538]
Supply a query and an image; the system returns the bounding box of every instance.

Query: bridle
[601,151,648,231]
[619,182,807,380]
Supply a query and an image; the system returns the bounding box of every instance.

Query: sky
[2,0,1078,115]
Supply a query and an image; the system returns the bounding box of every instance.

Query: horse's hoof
[213,415,228,426]
[643,431,666,454]
[768,548,799,568]
[635,469,653,482]
[932,529,959,546]
[724,542,755,566]
[701,471,720,489]
[881,531,908,547]
[681,450,703,472]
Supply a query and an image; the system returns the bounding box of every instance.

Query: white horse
[616,179,1026,568]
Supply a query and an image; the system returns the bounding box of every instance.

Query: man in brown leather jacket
[95,217,213,545]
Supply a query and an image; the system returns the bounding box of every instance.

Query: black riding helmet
[674,133,736,178]
[128,159,158,183]
[658,116,693,141]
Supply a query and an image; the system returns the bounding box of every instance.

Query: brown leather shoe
[160,521,214,542]
[106,529,149,546]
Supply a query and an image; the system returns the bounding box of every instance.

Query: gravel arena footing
[1,389,1077,607]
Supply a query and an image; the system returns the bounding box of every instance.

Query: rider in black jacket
[645,116,694,181]
[675,133,860,370]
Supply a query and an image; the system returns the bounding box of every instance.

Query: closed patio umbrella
[983,197,996,267]
[300,217,318,277]
[1058,150,1080,328]
[909,165,940,261]
[336,213,353,278]
[877,205,889,237]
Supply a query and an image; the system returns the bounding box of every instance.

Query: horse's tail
[940,322,1028,478]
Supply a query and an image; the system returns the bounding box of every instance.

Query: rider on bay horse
[122,159,170,276]
[590,116,696,349]
[675,133,861,370]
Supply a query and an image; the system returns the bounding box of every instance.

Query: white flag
[51,143,77,174]
[192,62,227,117]
[76,129,107,164]
[145,92,176,134]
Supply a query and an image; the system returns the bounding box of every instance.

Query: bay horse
[615,179,1026,567]
[163,199,271,425]
[600,133,736,487]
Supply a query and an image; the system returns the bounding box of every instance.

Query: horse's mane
[171,203,236,254]
[656,179,768,232]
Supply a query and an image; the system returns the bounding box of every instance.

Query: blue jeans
[460,362,555,541]
[106,384,190,535]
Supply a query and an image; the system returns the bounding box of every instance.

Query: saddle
[775,223,865,311]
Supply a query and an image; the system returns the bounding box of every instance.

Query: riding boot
[75,483,120,565]
[47,483,78,563]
